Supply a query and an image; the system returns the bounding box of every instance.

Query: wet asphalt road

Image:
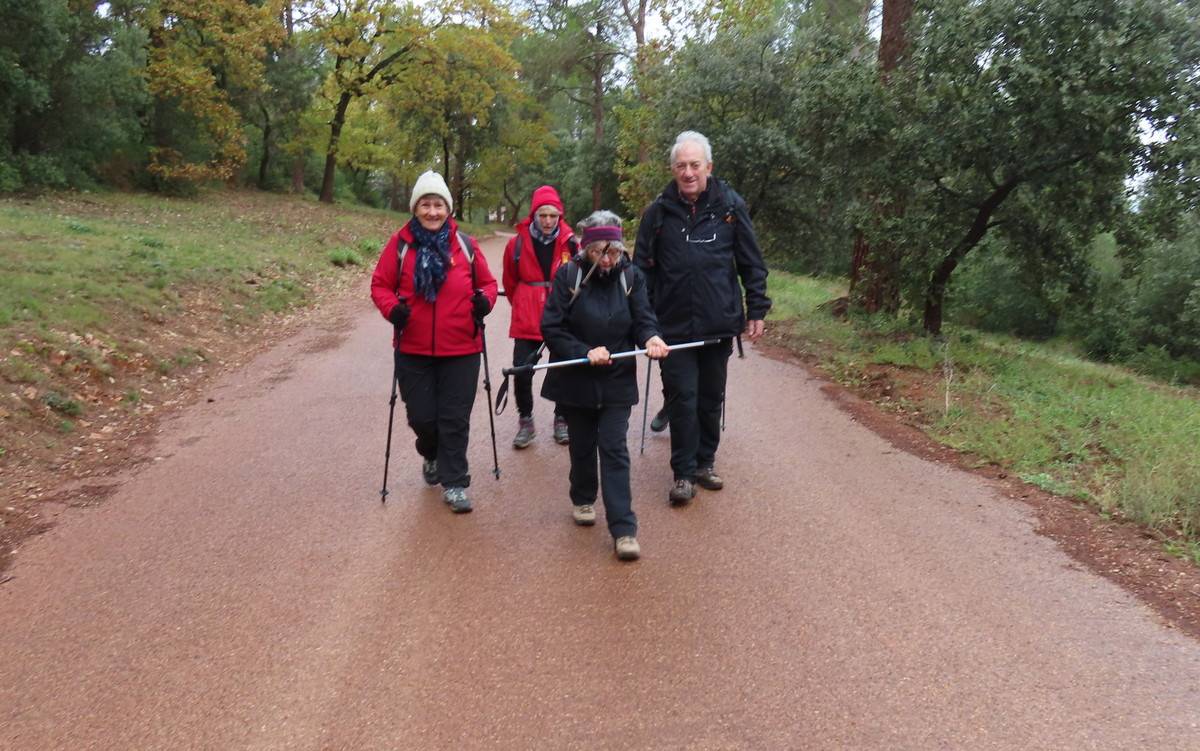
[2,235,1200,749]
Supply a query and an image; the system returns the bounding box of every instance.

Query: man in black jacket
[633,131,771,505]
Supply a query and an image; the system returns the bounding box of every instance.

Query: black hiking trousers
[660,337,733,481]
[394,350,480,488]
[561,404,637,539]
[512,338,564,420]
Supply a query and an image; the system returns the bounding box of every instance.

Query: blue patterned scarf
[409,219,452,302]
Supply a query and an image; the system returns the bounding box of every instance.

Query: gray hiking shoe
[572,504,596,526]
[553,415,569,445]
[421,458,438,486]
[694,466,723,491]
[443,486,472,513]
[650,407,669,433]
[668,478,696,506]
[615,536,641,561]
[512,416,535,449]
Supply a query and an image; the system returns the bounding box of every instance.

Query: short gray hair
[669,130,713,165]
[576,209,626,253]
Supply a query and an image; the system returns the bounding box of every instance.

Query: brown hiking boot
[512,416,535,449]
[553,415,569,445]
[694,466,723,491]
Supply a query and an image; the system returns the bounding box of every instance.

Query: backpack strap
[395,241,409,296]
[512,234,523,264]
[620,266,632,297]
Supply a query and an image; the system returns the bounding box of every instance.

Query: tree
[309,0,440,203]
[882,0,1200,334]
[142,0,282,186]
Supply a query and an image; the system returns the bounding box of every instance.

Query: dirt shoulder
[756,333,1200,641]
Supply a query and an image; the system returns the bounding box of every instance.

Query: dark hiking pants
[660,338,733,481]
[561,404,637,539]
[394,351,480,488]
[512,338,563,420]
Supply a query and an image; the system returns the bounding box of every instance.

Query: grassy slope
[767,272,1200,563]
[0,189,496,491]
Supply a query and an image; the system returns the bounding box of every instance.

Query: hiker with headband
[540,210,668,561]
[502,185,577,449]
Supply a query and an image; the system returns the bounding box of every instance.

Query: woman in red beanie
[502,185,578,449]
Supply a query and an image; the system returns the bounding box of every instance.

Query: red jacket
[370,220,498,357]
[502,219,576,340]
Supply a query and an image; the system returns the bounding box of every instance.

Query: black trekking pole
[493,260,600,416]
[640,358,654,456]
[476,302,501,480]
[380,371,399,503]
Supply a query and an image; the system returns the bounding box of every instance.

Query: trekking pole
[476,305,502,480]
[640,358,654,456]
[493,260,600,415]
[380,371,400,503]
[502,340,718,376]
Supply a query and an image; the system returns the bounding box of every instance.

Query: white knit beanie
[409,170,453,213]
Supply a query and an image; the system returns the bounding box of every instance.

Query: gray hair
[576,209,627,253]
[669,130,713,165]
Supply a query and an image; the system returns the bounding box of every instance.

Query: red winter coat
[370,219,498,357]
[502,219,576,341]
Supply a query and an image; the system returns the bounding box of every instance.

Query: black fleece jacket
[540,258,660,408]
[633,177,771,342]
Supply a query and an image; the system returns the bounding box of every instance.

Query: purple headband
[580,225,623,247]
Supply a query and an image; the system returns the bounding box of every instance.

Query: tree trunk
[290,156,305,194]
[319,92,353,203]
[591,36,605,212]
[257,103,272,190]
[922,179,1019,334]
[848,0,915,314]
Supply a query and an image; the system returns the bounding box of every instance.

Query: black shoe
[422,459,438,486]
[650,408,669,433]
[668,478,695,506]
[694,466,723,491]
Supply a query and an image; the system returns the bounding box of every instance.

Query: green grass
[768,270,1200,546]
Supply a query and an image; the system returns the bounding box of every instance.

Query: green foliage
[770,268,1200,543]
[328,248,363,267]
[42,392,82,417]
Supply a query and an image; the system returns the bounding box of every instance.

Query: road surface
[2,235,1199,749]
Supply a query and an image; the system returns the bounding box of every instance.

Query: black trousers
[659,338,732,480]
[561,404,637,539]
[512,338,563,419]
[394,350,480,488]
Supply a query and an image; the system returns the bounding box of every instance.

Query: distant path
[2,235,1199,749]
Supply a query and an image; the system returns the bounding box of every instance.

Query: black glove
[471,290,491,320]
[388,300,410,330]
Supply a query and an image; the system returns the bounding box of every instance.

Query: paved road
[2,235,1199,749]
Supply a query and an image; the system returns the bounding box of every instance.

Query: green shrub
[328,248,363,267]
[43,392,83,417]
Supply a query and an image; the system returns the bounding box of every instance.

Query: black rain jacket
[633,177,771,342]
[540,257,660,409]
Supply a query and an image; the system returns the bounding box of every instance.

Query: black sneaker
[422,459,438,486]
[553,415,569,445]
[694,466,723,491]
[668,478,695,506]
[512,416,535,449]
[650,407,669,433]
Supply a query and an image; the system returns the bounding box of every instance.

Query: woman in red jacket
[370,170,498,513]
[502,185,577,449]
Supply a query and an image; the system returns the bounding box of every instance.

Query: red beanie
[529,185,565,218]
